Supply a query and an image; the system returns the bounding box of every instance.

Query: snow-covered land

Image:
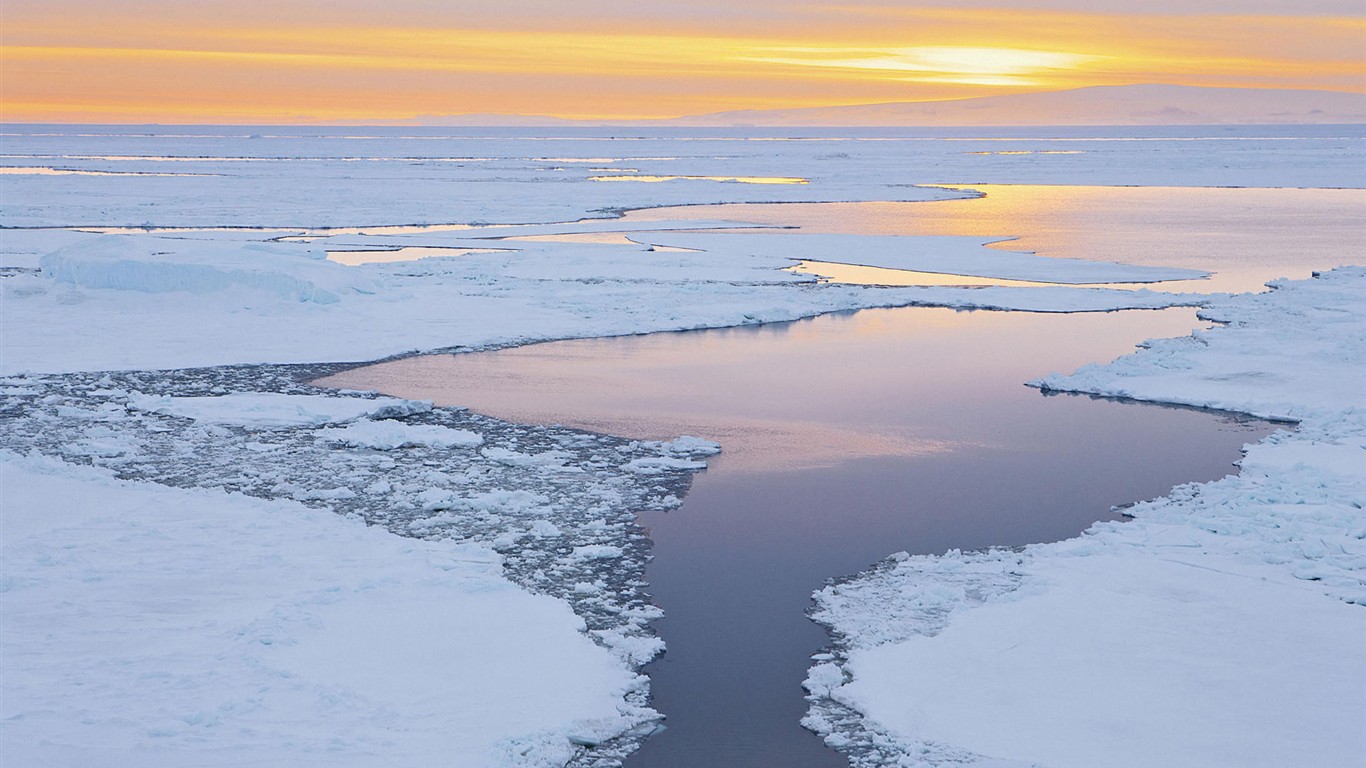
[2,126,1363,766]
[803,267,1366,767]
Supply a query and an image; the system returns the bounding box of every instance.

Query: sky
[1,0,1362,123]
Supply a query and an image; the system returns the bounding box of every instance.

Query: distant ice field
[2,124,1363,768]
[0,124,1361,228]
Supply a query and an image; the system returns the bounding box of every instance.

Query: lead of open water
[319,305,1272,767]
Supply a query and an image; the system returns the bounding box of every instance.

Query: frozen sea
[2,124,1363,768]
[321,307,1277,766]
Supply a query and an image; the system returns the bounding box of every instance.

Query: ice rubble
[802,267,1366,768]
[1,363,719,766]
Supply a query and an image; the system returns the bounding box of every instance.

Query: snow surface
[0,452,649,768]
[127,392,433,427]
[316,418,484,449]
[1,362,715,766]
[41,235,368,304]
[1,126,1360,228]
[1,227,1210,375]
[3,127,1363,767]
[804,267,1366,768]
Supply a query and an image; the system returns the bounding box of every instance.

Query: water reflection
[326,246,510,266]
[318,306,1274,768]
[788,260,1069,288]
[624,186,1366,294]
[318,307,1232,474]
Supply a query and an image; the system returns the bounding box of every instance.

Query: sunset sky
[2,0,1362,123]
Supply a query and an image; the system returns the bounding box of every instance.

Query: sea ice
[0,453,651,768]
[1,364,716,766]
[127,392,433,428]
[42,234,370,303]
[804,267,1366,767]
[316,418,485,449]
[2,230,1206,375]
[3,127,1361,767]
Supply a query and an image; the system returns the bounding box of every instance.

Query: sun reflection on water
[623,186,1366,294]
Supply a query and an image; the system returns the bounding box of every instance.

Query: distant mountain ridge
[410,85,1366,127]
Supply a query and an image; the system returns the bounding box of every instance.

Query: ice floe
[316,418,485,449]
[2,228,1209,375]
[803,267,1366,768]
[0,452,651,768]
[127,392,432,427]
[42,235,372,303]
[0,363,713,766]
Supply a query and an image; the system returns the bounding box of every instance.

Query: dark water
[319,307,1273,767]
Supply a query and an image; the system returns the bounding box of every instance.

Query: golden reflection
[624,186,1366,294]
[313,305,1224,473]
[789,261,1066,288]
[326,246,508,266]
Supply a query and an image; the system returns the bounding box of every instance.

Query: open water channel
[321,306,1272,767]
[314,186,1365,765]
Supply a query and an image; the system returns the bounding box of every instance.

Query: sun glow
[1,3,1361,123]
[748,46,1100,87]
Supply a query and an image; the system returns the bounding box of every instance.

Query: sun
[746,46,1100,87]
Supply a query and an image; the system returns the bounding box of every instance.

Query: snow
[2,364,707,766]
[0,452,650,768]
[2,126,1363,767]
[623,456,709,473]
[836,553,1364,768]
[1,126,1359,229]
[127,392,433,428]
[1034,267,1366,422]
[804,267,1366,767]
[41,235,370,304]
[10,127,1357,374]
[316,418,484,449]
[1,230,1210,375]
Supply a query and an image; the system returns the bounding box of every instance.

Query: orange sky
[2,2,1362,123]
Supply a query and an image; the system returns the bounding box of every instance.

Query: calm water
[623,186,1366,294]
[319,307,1273,767]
